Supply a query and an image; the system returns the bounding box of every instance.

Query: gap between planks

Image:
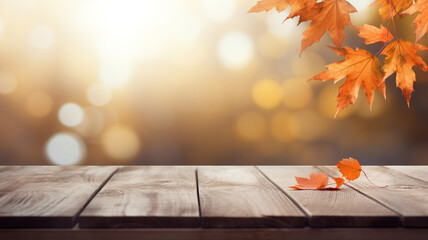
[74,167,121,228]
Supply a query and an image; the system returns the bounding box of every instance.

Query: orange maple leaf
[297,0,357,54]
[355,24,394,45]
[248,0,316,20]
[336,157,361,181]
[248,0,291,13]
[309,46,386,117]
[371,0,413,20]
[381,39,428,106]
[402,0,428,43]
[289,173,329,190]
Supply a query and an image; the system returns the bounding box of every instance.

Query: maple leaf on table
[381,39,428,106]
[296,0,357,54]
[336,158,361,181]
[309,46,386,117]
[289,173,329,190]
[355,24,394,45]
[402,0,428,43]
[371,0,414,20]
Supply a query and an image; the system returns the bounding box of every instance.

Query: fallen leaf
[297,0,357,54]
[381,39,428,106]
[336,158,361,181]
[355,24,394,45]
[332,177,345,189]
[309,46,386,117]
[371,0,413,20]
[402,0,428,43]
[289,172,329,190]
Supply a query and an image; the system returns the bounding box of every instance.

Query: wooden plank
[2,228,428,240]
[197,166,306,228]
[79,166,199,228]
[387,166,428,183]
[258,166,400,227]
[0,166,117,228]
[319,166,428,227]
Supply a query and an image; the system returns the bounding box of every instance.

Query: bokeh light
[74,107,105,137]
[218,31,254,70]
[58,103,85,127]
[235,111,267,142]
[45,132,86,165]
[0,72,17,94]
[87,83,112,106]
[25,91,53,118]
[29,25,55,49]
[102,124,141,162]
[252,79,283,110]
[283,78,312,110]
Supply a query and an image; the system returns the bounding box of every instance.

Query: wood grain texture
[2,228,428,240]
[80,166,199,228]
[197,166,306,228]
[0,166,117,228]
[258,166,400,227]
[386,166,428,183]
[319,166,428,227]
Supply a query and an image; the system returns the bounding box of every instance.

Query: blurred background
[0,0,426,166]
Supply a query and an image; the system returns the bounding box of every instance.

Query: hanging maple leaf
[248,0,291,13]
[371,0,414,20]
[402,0,428,43]
[381,39,428,106]
[289,172,329,190]
[355,24,394,45]
[310,46,386,117]
[248,0,316,20]
[336,158,361,181]
[296,0,357,54]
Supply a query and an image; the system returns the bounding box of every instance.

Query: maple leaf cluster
[289,157,386,190]
[249,0,428,117]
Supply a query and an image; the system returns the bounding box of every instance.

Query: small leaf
[336,157,361,181]
[289,173,329,190]
[355,24,394,45]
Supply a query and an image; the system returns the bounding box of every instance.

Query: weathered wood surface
[2,228,428,240]
[258,166,400,227]
[319,166,428,227]
[197,166,306,228]
[387,166,428,183]
[80,166,199,228]
[0,166,117,228]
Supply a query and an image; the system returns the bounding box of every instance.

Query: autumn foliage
[289,158,386,190]
[249,0,428,117]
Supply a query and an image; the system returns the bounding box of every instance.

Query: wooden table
[0,166,427,240]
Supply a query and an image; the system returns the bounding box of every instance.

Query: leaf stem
[361,170,388,188]
[389,0,400,39]
[374,20,393,56]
